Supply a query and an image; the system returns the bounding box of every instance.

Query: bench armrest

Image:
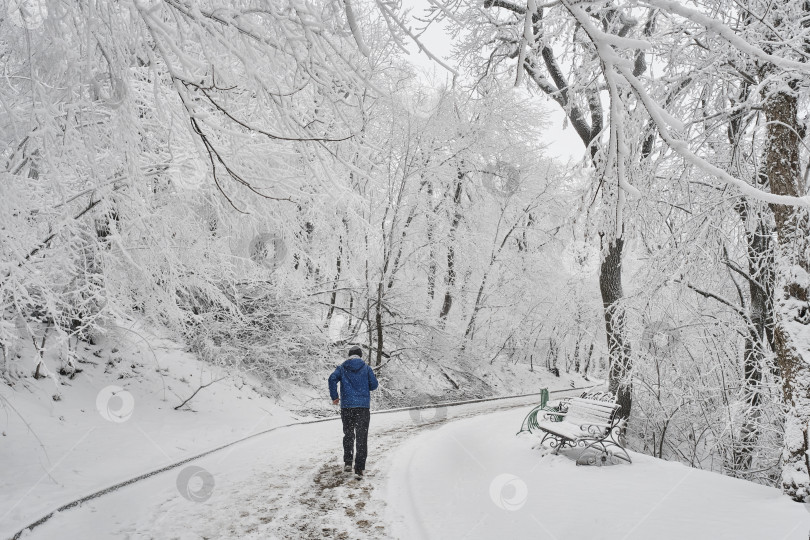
[578,419,625,435]
[539,407,568,422]
[578,421,613,429]
[578,422,611,433]
[540,397,574,419]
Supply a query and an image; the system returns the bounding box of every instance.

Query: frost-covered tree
[419,0,810,494]
[0,0,392,380]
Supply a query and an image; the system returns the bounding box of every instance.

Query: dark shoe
[344,463,352,473]
[354,469,363,479]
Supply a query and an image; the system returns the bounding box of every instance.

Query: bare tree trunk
[546,338,559,376]
[439,173,463,325]
[366,298,374,357]
[726,70,775,474]
[516,213,534,252]
[601,236,631,418]
[582,343,594,377]
[324,236,343,328]
[463,271,489,339]
[375,282,383,368]
[427,182,437,302]
[763,87,810,501]
[427,226,436,301]
[365,232,374,355]
[730,209,774,474]
[303,221,316,278]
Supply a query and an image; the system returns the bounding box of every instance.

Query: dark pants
[341,407,370,471]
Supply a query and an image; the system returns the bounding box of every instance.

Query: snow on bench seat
[527,391,631,464]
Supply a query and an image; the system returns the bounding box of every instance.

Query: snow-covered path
[17,393,562,539]
[16,390,810,540]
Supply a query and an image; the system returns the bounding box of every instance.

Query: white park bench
[520,390,631,465]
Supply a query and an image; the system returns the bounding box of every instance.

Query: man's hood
[342,356,366,372]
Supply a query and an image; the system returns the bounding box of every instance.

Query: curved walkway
[11,387,589,539]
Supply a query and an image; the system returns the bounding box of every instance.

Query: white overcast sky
[400,0,587,164]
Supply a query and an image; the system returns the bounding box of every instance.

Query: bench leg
[604,425,632,463]
[580,436,632,464]
[543,433,561,454]
[539,432,567,455]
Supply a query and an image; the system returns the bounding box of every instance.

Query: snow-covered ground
[387,406,810,540]
[4,326,807,540]
[8,393,563,539]
[7,388,810,539]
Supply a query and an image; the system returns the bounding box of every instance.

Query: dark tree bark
[375,283,383,368]
[600,236,631,418]
[582,343,594,377]
[439,172,464,325]
[366,297,374,360]
[725,73,775,474]
[763,87,810,501]
[324,232,344,328]
[546,337,559,376]
[730,205,774,473]
[427,183,437,302]
[516,213,534,252]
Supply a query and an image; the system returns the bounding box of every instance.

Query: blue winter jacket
[328,356,379,408]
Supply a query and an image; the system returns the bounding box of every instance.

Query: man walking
[328,345,379,479]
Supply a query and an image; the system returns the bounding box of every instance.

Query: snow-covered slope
[387,406,810,539]
[0,325,307,539]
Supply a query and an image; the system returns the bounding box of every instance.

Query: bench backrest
[565,397,619,426]
[579,390,616,403]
